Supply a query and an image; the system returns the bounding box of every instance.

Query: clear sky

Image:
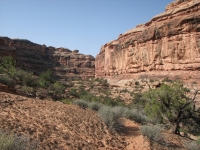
[0,0,173,57]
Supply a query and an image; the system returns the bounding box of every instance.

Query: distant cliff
[0,37,95,79]
[95,0,200,79]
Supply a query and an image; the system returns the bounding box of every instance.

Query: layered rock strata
[0,37,95,79]
[95,0,200,79]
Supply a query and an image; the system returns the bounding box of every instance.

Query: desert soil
[0,92,151,150]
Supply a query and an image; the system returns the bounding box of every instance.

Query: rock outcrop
[95,0,200,79]
[0,37,95,79]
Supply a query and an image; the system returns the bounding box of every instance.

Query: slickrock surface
[95,0,200,80]
[0,37,95,79]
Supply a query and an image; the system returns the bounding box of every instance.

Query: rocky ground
[0,92,145,150]
[0,92,195,150]
[106,73,200,106]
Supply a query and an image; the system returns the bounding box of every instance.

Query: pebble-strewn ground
[0,92,194,150]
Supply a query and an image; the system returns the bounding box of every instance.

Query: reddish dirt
[0,92,127,149]
[122,118,150,150]
[0,92,194,150]
[0,92,151,150]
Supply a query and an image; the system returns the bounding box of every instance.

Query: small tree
[38,69,55,88]
[15,70,36,87]
[0,56,16,74]
[0,56,16,71]
[52,82,66,94]
[142,81,200,134]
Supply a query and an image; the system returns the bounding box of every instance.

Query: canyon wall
[95,0,200,79]
[0,37,95,79]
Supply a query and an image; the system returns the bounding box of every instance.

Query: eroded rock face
[95,0,200,78]
[0,37,95,79]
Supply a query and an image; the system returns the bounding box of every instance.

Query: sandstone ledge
[95,0,200,79]
[0,37,95,79]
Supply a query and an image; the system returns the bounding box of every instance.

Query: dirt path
[122,118,150,150]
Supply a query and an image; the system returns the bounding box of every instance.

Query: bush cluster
[139,124,164,142]
[123,108,147,124]
[73,100,88,109]
[0,56,66,99]
[98,106,125,131]
[0,130,38,150]
[73,99,149,132]
[185,139,200,150]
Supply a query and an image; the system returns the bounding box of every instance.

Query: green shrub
[142,82,199,134]
[132,92,145,109]
[185,140,200,150]
[149,79,154,82]
[61,99,73,104]
[51,82,66,94]
[69,88,79,97]
[98,106,125,131]
[88,102,103,111]
[103,96,118,106]
[73,100,88,109]
[0,75,15,87]
[38,69,54,88]
[21,86,34,95]
[0,56,16,71]
[95,78,109,86]
[120,88,128,93]
[0,66,5,74]
[196,138,200,145]
[139,124,164,142]
[123,108,147,124]
[0,130,38,150]
[80,93,100,102]
[15,69,36,87]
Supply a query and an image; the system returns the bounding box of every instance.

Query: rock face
[0,37,95,79]
[95,0,200,79]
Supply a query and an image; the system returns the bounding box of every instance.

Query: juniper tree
[142,81,200,134]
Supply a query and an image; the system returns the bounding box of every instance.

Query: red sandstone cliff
[0,37,95,79]
[95,0,200,79]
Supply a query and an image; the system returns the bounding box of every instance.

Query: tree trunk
[172,122,180,135]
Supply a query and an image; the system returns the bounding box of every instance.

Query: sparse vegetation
[88,102,103,111]
[73,100,88,109]
[21,86,34,96]
[1,56,200,147]
[0,56,66,99]
[142,81,200,135]
[0,75,15,87]
[73,99,149,131]
[38,69,55,88]
[162,76,173,83]
[185,139,200,150]
[61,99,73,104]
[123,108,147,124]
[149,79,154,82]
[0,130,38,150]
[98,106,125,131]
[51,81,66,94]
[192,81,197,84]
[140,124,164,142]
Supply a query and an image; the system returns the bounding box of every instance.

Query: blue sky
[0,0,173,57]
